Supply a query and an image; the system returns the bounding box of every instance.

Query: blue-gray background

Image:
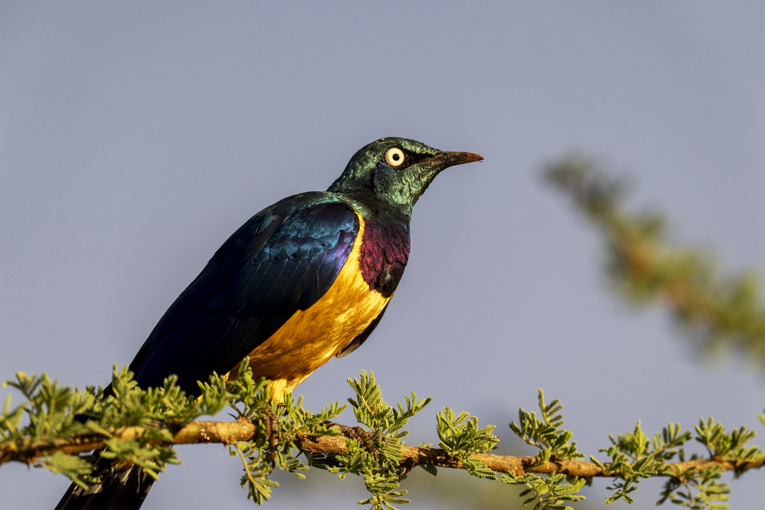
[2,2,765,509]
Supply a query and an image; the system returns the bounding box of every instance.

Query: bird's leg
[261,406,280,464]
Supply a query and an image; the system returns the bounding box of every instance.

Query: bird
[55,137,482,510]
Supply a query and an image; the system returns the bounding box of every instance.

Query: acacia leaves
[504,390,585,510]
[2,369,765,508]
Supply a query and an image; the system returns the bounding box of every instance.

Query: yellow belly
[229,212,390,402]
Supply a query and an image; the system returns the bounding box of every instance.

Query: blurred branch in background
[545,154,765,366]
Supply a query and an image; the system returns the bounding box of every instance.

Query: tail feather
[54,458,154,510]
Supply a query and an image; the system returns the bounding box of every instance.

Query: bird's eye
[384,147,405,167]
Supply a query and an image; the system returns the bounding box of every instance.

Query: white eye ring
[384,147,405,167]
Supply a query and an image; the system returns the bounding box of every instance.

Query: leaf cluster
[593,421,689,504]
[1,366,229,487]
[313,371,431,510]
[505,390,585,510]
[437,407,498,479]
[510,390,584,464]
[2,372,100,484]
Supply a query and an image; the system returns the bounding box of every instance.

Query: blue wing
[129,192,360,393]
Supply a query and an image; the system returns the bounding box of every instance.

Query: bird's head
[328,137,483,217]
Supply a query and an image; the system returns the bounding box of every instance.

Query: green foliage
[505,390,585,510]
[653,417,764,509]
[221,360,345,504]
[3,367,765,509]
[591,417,763,508]
[510,389,583,465]
[503,472,586,510]
[592,421,682,504]
[42,451,95,485]
[315,371,431,509]
[2,371,98,487]
[693,417,762,462]
[347,370,431,442]
[1,367,230,487]
[658,465,730,510]
[0,361,345,501]
[436,407,498,479]
[545,154,765,366]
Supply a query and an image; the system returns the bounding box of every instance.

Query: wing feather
[129,193,360,393]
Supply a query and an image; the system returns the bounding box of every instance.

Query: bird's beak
[425,151,484,170]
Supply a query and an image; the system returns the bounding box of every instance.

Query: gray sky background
[2,2,765,509]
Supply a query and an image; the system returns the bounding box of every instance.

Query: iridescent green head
[328,137,482,217]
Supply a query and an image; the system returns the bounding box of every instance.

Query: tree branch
[0,417,254,465]
[3,417,762,478]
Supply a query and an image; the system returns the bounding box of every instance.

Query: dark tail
[54,457,155,510]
